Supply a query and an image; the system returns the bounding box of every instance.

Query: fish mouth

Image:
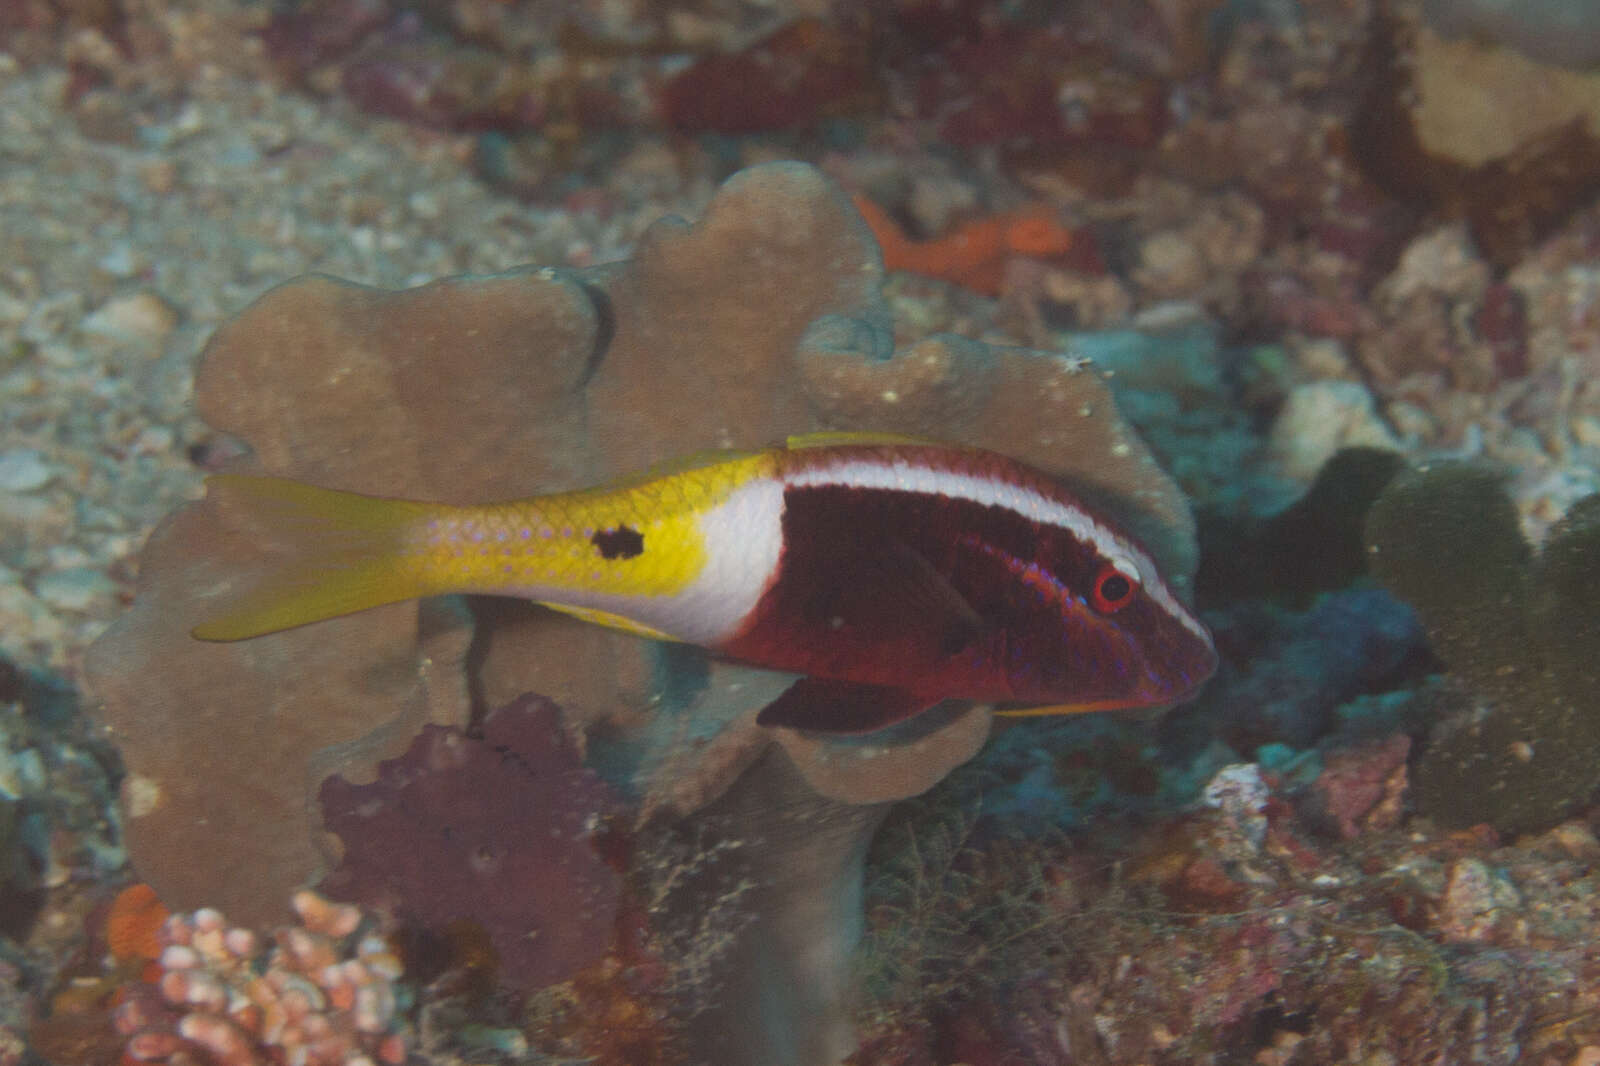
[1158,643,1219,705]
[1155,673,1210,707]
[1113,638,1217,711]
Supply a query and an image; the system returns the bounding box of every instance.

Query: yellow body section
[412,452,776,637]
[193,450,778,642]
[191,433,931,643]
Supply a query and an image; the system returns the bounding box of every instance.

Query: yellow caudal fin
[191,475,441,642]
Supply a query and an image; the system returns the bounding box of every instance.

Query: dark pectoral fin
[757,678,933,735]
[886,540,988,653]
[819,538,987,658]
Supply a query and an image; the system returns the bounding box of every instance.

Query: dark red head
[961,524,1217,715]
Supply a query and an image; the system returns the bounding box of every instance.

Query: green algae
[1365,463,1600,835]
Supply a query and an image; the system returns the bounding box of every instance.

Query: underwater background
[4,1,1600,1063]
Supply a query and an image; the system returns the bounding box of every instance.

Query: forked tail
[191,475,441,641]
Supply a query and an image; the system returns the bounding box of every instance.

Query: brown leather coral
[84,163,1196,1061]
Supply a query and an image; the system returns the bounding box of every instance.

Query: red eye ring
[1091,564,1138,613]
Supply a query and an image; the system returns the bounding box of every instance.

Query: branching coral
[1365,463,1600,834]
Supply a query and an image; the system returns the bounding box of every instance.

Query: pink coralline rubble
[853,770,1600,1065]
[1304,733,1411,840]
[115,890,408,1066]
[318,694,623,991]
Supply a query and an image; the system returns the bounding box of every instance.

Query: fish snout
[1150,620,1217,706]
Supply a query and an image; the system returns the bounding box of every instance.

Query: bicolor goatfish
[193,435,1217,734]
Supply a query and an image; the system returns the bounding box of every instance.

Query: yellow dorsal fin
[549,447,761,500]
[639,447,762,478]
[785,431,939,450]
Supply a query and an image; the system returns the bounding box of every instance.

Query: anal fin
[993,698,1147,718]
[757,678,932,735]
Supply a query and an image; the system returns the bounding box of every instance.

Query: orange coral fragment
[107,882,170,965]
[852,194,1074,296]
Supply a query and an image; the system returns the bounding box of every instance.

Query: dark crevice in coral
[2,658,80,732]
[1348,7,1442,218]
[572,276,615,387]
[459,595,518,728]
[1231,996,1312,1060]
[0,659,23,706]
[0,885,43,944]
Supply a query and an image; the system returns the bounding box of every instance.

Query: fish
[192,434,1217,734]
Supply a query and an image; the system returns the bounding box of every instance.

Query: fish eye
[1091,562,1139,613]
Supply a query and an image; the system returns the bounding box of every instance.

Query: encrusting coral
[84,162,1200,1065]
[107,882,170,970]
[318,694,623,992]
[1365,462,1600,834]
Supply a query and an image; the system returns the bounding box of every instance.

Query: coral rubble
[851,756,1600,1064]
[1352,8,1600,269]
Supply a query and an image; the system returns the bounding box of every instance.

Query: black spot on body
[592,526,644,560]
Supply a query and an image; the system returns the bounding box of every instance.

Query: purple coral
[318,694,623,990]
